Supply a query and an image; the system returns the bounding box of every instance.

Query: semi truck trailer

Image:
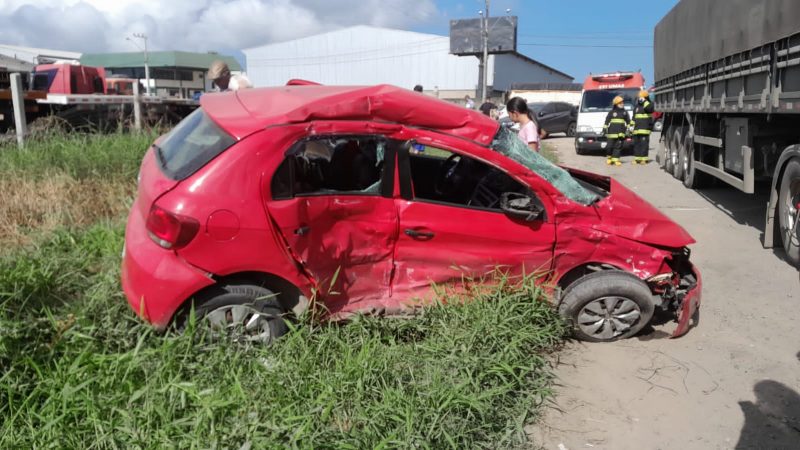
[653,0,800,266]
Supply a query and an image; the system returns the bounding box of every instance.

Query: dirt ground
[528,134,800,450]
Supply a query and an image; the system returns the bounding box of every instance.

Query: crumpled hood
[591,178,695,248]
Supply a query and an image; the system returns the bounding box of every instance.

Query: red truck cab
[31,63,106,94]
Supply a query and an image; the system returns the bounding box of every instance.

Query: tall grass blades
[0,223,565,448]
[0,132,155,246]
[0,131,567,448]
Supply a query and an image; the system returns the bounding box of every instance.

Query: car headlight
[578,125,595,133]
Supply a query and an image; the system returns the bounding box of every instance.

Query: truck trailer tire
[778,159,800,266]
[672,131,686,180]
[681,136,711,189]
[662,126,673,172]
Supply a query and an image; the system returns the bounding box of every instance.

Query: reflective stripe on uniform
[610,119,627,124]
[634,114,652,119]
[633,129,651,135]
[606,133,626,139]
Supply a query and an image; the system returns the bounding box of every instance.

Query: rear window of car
[156,108,236,180]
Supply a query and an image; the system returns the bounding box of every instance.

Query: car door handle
[405,229,435,239]
[294,226,310,236]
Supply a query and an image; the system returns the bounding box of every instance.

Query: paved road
[529,135,800,450]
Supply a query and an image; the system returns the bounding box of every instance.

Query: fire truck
[574,72,645,155]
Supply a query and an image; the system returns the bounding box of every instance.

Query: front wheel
[566,122,577,137]
[778,159,800,266]
[558,271,655,342]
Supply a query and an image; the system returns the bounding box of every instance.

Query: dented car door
[266,134,398,313]
[391,142,556,298]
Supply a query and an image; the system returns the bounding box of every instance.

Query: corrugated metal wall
[655,0,800,80]
[244,26,479,90]
[244,26,572,92]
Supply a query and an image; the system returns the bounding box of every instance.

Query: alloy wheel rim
[577,296,642,340]
[204,304,278,343]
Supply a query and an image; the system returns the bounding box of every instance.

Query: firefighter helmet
[639,90,650,98]
[612,96,624,105]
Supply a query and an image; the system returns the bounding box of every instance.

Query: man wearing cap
[207,60,252,92]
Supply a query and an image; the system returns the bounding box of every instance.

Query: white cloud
[0,0,440,55]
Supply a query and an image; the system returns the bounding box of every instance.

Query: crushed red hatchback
[121,84,701,343]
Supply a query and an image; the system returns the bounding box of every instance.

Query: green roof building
[80,51,242,98]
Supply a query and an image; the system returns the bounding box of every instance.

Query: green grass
[0,131,157,180]
[0,131,567,448]
[540,142,559,164]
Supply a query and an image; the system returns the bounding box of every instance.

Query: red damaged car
[121,84,701,343]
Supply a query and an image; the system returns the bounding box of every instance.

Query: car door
[536,103,557,132]
[553,103,572,131]
[266,134,398,312]
[392,142,556,299]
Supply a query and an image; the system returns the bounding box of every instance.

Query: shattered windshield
[491,127,600,205]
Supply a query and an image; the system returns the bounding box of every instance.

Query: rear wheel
[566,122,577,137]
[778,159,800,266]
[664,128,679,174]
[182,284,290,344]
[682,136,711,189]
[672,131,686,180]
[558,271,655,342]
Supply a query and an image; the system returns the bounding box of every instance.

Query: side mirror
[500,192,544,222]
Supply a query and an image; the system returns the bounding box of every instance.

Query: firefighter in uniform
[603,96,630,166]
[632,90,655,164]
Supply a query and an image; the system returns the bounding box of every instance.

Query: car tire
[778,158,800,266]
[558,271,655,342]
[566,122,577,138]
[183,284,290,344]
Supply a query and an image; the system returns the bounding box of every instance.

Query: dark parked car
[530,102,578,137]
[500,101,578,137]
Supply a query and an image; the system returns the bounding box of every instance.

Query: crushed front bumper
[672,265,702,338]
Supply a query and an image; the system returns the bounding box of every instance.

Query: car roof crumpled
[201,84,500,145]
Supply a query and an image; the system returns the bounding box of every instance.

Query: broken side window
[407,145,538,212]
[271,136,387,199]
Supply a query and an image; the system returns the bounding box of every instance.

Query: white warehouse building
[243,26,573,101]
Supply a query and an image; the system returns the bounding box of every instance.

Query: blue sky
[417,0,680,85]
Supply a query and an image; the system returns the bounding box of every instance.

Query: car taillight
[146,205,200,250]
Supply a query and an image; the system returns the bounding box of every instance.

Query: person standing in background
[603,96,630,166]
[479,101,498,118]
[207,60,252,92]
[631,90,655,165]
[464,95,475,109]
[506,97,540,152]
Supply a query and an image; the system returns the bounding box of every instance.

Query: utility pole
[130,33,152,96]
[478,0,490,103]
